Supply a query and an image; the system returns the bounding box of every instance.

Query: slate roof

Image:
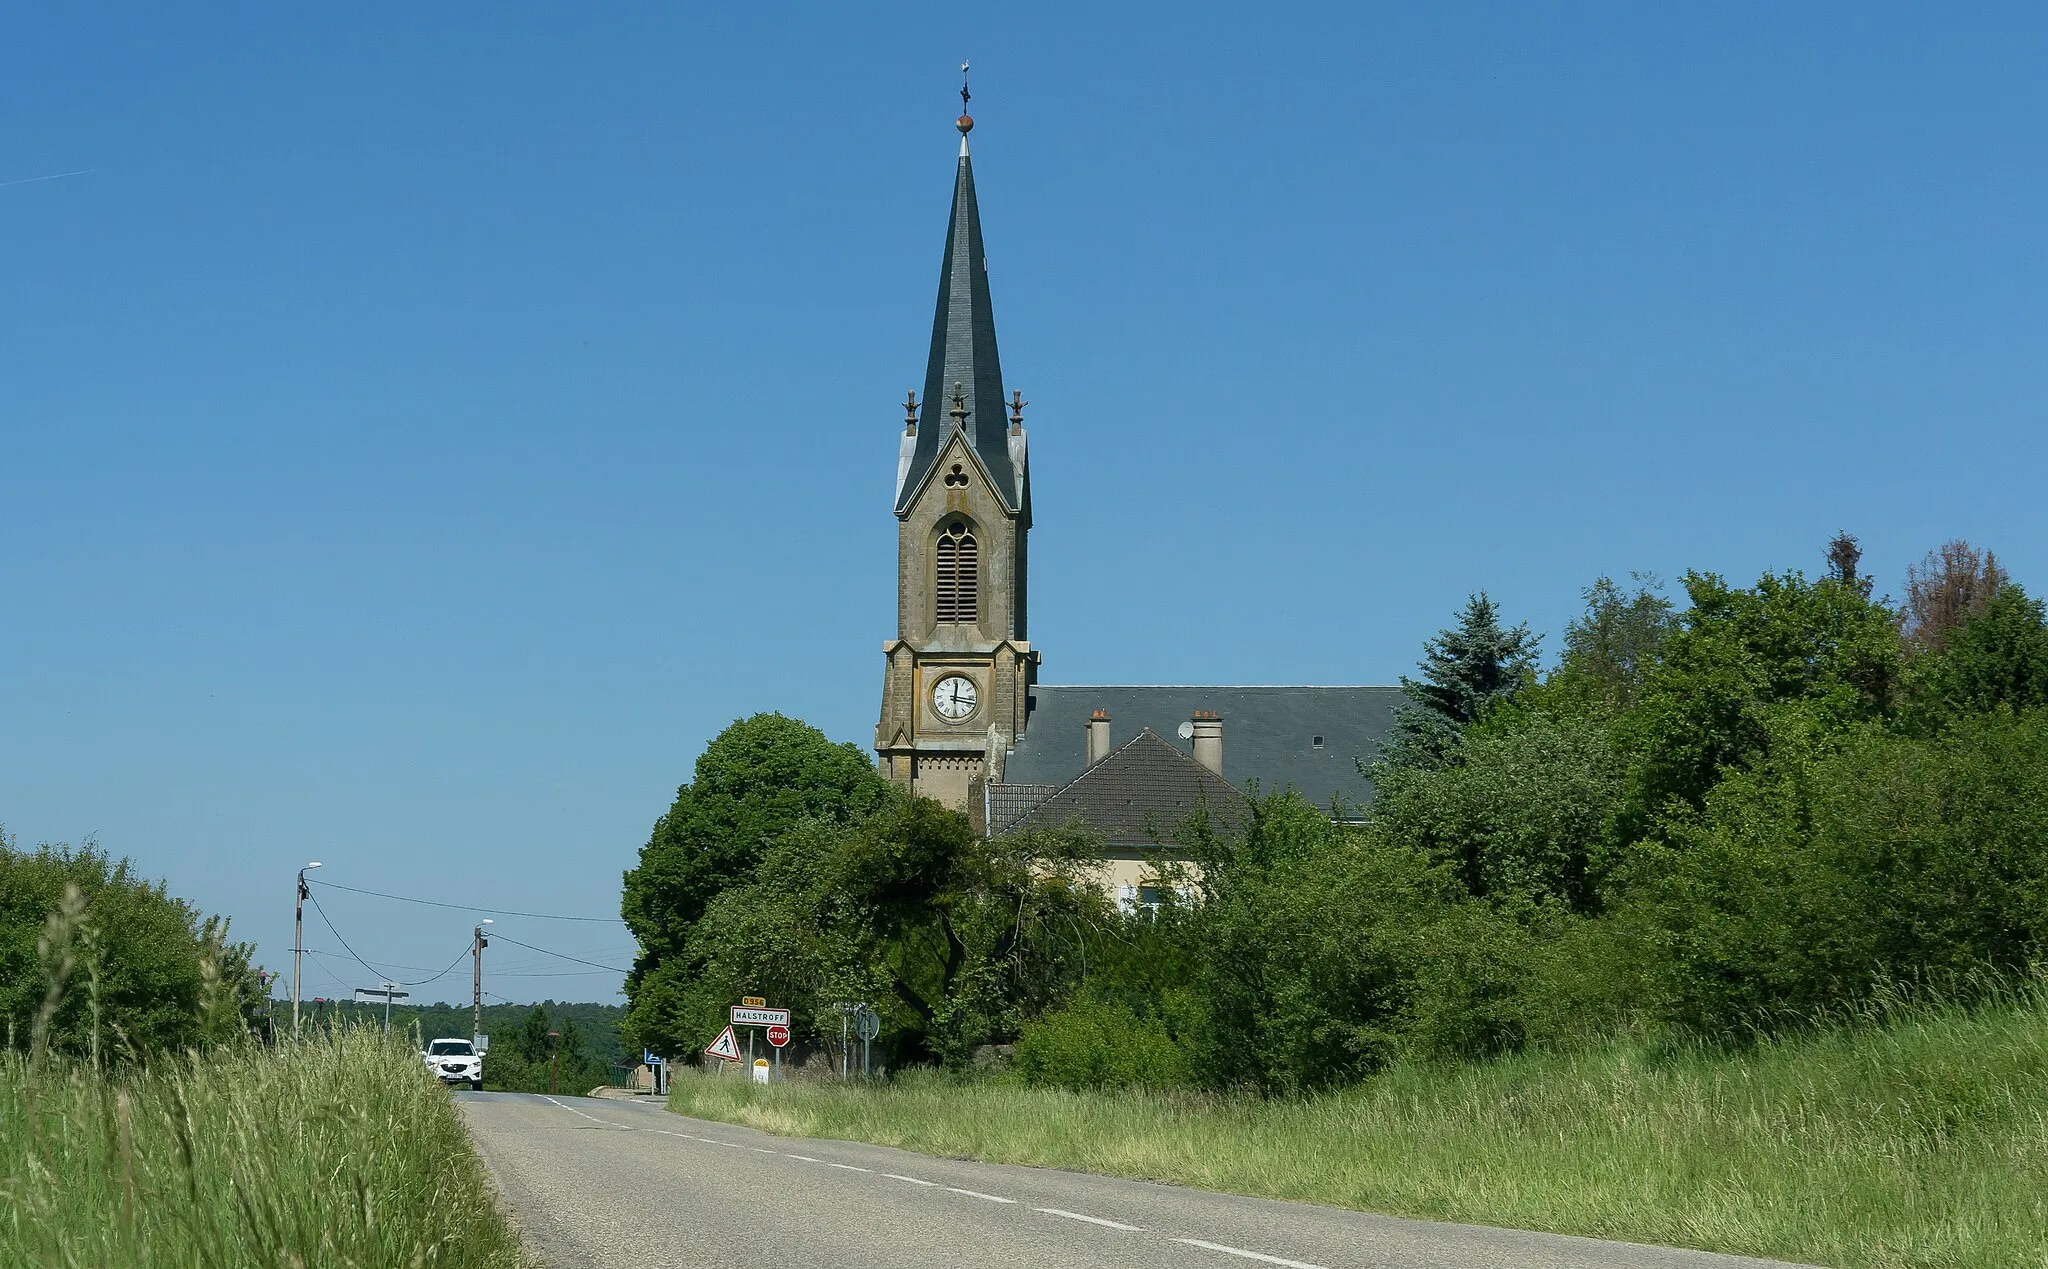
[1001,685,1404,817]
[896,138,1020,515]
[1007,728,1247,845]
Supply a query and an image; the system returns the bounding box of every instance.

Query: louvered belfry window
[935,521,979,624]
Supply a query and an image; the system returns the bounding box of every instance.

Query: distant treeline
[620,535,2048,1093]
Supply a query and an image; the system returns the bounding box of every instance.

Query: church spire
[895,69,1020,514]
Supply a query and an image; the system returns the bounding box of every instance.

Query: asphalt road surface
[456,1091,1811,1269]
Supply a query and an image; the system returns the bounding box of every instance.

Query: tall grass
[1,1027,528,1269]
[669,988,2048,1269]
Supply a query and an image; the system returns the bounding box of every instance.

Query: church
[874,102,1401,897]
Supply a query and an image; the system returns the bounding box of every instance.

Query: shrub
[1013,992,1191,1090]
[1618,711,2048,1033]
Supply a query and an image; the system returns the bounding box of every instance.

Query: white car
[424,1038,483,1089]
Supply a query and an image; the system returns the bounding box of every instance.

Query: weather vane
[957,61,974,135]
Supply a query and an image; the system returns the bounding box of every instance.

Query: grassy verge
[668,993,2048,1269]
[2,1027,528,1268]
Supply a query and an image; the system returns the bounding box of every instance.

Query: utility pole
[471,920,493,1042]
[292,862,322,1039]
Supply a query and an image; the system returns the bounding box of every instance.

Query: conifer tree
[1378,593,1539,771]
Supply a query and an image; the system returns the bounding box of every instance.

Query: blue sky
[3,5,2043,1005]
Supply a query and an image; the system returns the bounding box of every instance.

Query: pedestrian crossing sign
[704,1025,742,1062]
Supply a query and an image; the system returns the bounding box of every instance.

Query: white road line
[946,1186,1017,1204]
[1174,1238,1329,1269]
[883,1173,938,1186]
[1033,1208,1145,1232]
[751,1147,778,1154]
[784,1154,820,1162]
[541,1097,629,1130]
[827,1162,873,1173]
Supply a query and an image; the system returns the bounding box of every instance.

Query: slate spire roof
[896,131,1020,514]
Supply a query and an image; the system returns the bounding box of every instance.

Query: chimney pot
[1086,710,1112,765]
[1191,711,1224,776]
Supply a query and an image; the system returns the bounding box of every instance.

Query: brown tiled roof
[1007,728,1247,845]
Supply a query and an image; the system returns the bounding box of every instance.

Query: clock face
[931,675,978,721]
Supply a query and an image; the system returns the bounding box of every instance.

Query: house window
[935,521,979,624]
[1312,735,1325,749]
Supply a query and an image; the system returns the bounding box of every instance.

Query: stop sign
[766,1024,790,1048]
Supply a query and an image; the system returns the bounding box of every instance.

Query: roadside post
[752,1057,770,1085]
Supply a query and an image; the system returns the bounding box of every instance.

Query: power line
[307,878,626,923]
[489,932,633,974]
[304,890,472,987]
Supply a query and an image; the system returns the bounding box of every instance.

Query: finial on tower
[950,381,970,432]
[1008,389,1027,435]
[956,61,974,144]
[903,390,919,436]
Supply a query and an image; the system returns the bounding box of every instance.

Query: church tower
[875,96,1036,811]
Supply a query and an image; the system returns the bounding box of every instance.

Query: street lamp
[292,862,322,1039]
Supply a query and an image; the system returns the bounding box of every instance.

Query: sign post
[766,1023,788,1079]
[353,982,408,1036]
[853,1003,880,1078]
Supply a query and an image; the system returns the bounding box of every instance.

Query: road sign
[704,1025,742,1062]
[741,995,766,1007]
[854,1004,880,1041]
[643,1049,664,1065]
[766,1024,790,1048]
[731,1006,791,1027]
[475,1034,489,1054]
[353,986,408,1003]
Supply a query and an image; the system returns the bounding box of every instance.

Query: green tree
[1376,593,1539,771]
[621,714,887,1054]
[1550,575,1675,713]
[673,795,1105,1070]
[1900,584,2048,734]
[0,836,265,1059]
[1369,711,1623,909]
[1181,794,1564,1091]
[1619,570,1901,833]
[514,1004,550,1061]
[1615,711,2048,1033]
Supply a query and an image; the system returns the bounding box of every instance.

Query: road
[456,1091,1810,1269]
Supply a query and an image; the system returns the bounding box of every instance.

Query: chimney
[1086,710,1112,765]
[1191,710,1223,776]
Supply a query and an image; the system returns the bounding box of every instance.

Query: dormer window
[935,521,979,624]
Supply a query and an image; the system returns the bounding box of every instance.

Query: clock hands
[934,678,975,718]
